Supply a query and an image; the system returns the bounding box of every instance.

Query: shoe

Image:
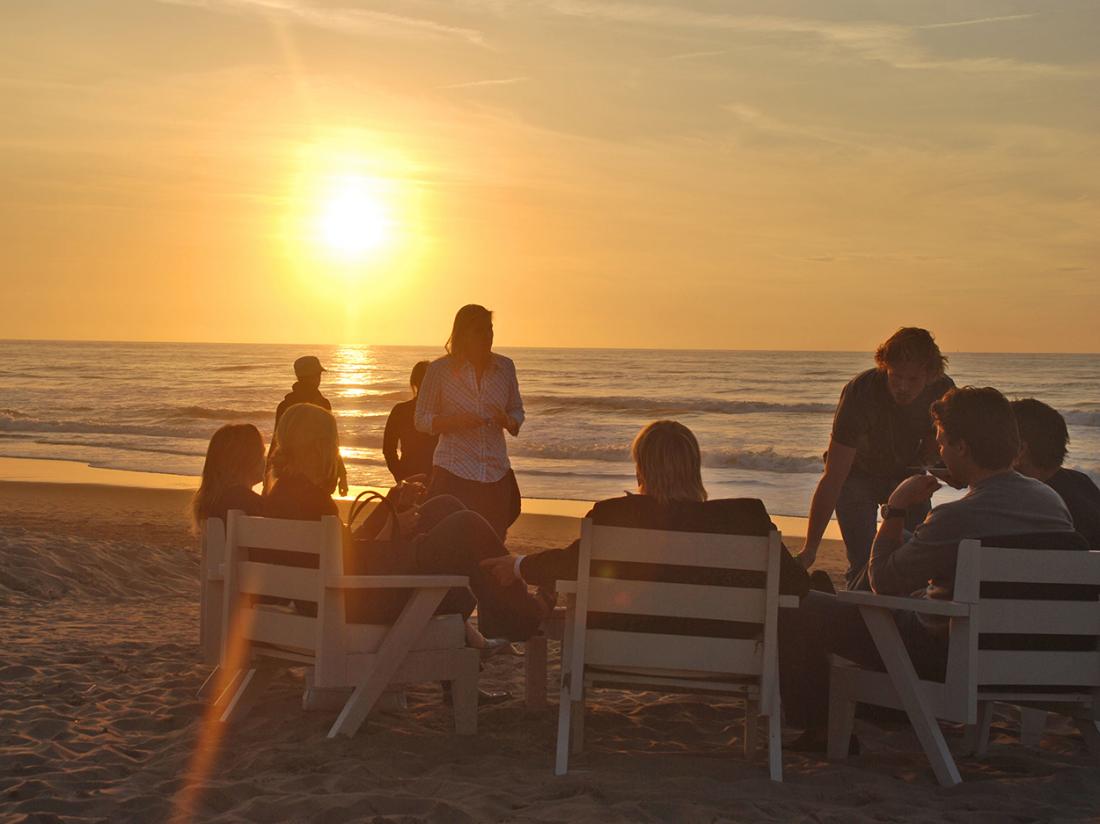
[479,637,520,660]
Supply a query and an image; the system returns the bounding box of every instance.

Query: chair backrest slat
[243,606,317,652]
[237,561,321,603]
[232,515,328,554]
[977,650,1100,686]
[975,600,1100,635]
[587,525,769,570]
[976,547,1100,585]
[585,629,763,675]
[585,578,766,623]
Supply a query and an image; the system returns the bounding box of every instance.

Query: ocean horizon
[2,340,1097,518]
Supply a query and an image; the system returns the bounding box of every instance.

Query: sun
[313,174,393,260]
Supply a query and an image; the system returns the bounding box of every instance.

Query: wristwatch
[880,503,907,520]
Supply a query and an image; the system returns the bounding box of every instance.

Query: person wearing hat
[267,355,348,496]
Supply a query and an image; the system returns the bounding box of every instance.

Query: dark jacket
[274,383,332,431]
[382,398,438,482]
[207,485,264,523]
[519,495,810,597]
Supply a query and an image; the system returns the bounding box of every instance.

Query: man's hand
[480,555,519,586]
[887,473,941,509]
[338,476,349,497]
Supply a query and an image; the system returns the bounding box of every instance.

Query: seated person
[263,402,543,640]
[383,360,438,483]
[780,386,1080,751]
[481,420,811,598]
[190,423,266,533]
[1012,398,1100,547]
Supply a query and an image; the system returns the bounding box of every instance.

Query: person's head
[446,304,493,364]
[1011,398,1069,477]
[631,420,707,504]
[267,403,341,494]
[930,387,1019,485]
[293,355,326,390]
[874,327,947,406]
[191,423,266,533]
[410,360,430,396]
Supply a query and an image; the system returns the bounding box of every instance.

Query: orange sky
[2,1,1098,351]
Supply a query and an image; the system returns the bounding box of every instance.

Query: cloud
[159,0,487,46]
[442,76,529,89]
[539,0,1077,75]
[915,13,1037,31]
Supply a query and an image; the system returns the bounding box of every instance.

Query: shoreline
[0,455,841,539]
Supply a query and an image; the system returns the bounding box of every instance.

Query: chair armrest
[326,574,470,590]
[837,590,970,617]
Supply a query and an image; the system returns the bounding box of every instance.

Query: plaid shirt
[414,353,524,483]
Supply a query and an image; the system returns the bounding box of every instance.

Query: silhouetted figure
[190,423,266,533]
[415,305,524,539]
[383,360,438,483]
[799,328,954,587]
[267,355,347,496]
[1013,398,1100,547]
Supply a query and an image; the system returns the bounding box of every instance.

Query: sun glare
[314,175,393,261]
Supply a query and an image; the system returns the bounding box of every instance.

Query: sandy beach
[3,472,1100,823]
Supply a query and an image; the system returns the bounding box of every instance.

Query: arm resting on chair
[326,574,469,589]
[837,590,970,617]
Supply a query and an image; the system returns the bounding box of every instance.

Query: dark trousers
[427,466,521,540]
[778,591,948,730]
[349,495,541,640]
[835,470,930,589]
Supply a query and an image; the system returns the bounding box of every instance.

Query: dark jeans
[778,591,948,730]
[349,494,541,641]
[835,470,930,589]
[427,467,521,540]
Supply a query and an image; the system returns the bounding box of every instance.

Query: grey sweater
[868,470,1074,598]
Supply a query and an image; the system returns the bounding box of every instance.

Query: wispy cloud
[539,1,1075,75]
[916,13,1037,30]
[442,76,529,89]
[160,0,487,47]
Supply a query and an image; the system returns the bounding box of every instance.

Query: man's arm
[867,473,944,595]
[800,439,856,567]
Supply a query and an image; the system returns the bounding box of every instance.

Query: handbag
[343,490,413,623]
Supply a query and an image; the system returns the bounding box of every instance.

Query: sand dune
[2,480,1099,822]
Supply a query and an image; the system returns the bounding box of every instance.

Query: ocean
[1,341,1097,517]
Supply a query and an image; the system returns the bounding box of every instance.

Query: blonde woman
[415,304,524,539]
[190,423,266,534]
[482,420,810,597]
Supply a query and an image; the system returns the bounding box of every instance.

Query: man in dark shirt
[268,356,348,495]
[383,361,438,483]
[800,328,955,587]
[1012,398,1100,547]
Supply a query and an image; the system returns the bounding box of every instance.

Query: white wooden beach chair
[555,520,790,781]
[216,510,480,738]
[827,540,1100,786]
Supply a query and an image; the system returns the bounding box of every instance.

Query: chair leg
[767,704,783,782]
[525,633,548,710]
[860,607,961,786]
[212,669,244,708]
[218,666,279,723]
[970,701,995,756]
[450,651,480,736]
[554,685,574,776]
[1020,707,1047,748]
[570,698,585,755]
[826,668,857,761]
[743,699,759,759]
[197,666,222,700]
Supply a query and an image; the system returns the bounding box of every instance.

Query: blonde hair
[191,424,265,534]
[267,403,341,495]
[631,420,707,505]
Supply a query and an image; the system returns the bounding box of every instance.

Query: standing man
[799,328,954,587]
[268,355,348,496]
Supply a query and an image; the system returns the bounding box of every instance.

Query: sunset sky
[2,1,1098,351]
